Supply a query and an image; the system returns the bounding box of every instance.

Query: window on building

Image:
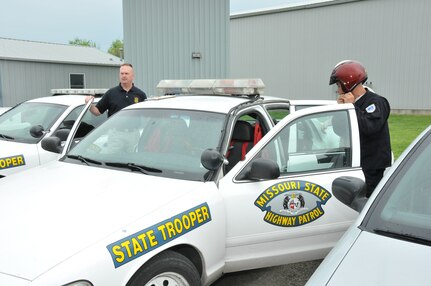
[69,74,85,89]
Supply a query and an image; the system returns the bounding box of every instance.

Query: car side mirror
[41,136,63,154]
[29,125,45,138]
[201,148,225,171]
[332,176,368,212]
[239,158,280,180]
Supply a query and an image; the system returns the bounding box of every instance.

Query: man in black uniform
[329,60,392,197]
[86,63,147,117]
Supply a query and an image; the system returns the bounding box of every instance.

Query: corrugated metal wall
[123,0,229,97]
[0,60,119,106]
[230,0,431,113]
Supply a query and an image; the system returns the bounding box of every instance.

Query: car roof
[288,99,337,106]
[126,95,289,114]
[25,95,99,106]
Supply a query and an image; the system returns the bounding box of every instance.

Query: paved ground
[211,259,323,286]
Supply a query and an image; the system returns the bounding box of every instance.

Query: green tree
[108,39,124,58]
[69,38,97,48]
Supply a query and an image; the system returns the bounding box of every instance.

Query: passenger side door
[219,104,363,272]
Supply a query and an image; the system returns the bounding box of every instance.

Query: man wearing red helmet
[330,60,392,197]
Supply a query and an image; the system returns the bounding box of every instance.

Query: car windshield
[0,102,67,143]
[363,131,431,244]
[66,108,225,181]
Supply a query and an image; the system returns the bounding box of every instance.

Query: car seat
[225,120,255,172]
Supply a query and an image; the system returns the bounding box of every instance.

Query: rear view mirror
[332,176,368,212]
[29,125,45,138]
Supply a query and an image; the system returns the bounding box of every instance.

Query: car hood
[327,231,431,285]
[0,161,201,280]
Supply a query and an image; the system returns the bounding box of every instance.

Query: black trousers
[363,168,385,197]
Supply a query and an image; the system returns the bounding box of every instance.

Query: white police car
[0,79,362,285]
[0,107,11,115]
[306,125,431,286]
[0,89,107,178]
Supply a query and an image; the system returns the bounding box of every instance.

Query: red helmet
[329,60,368,93]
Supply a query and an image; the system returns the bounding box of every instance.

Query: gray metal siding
[230,0,431,112]
[0,61,119,106]
[123,0,229,96]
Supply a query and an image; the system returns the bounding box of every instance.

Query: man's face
[336,82,344,95]
[119,65,134,85]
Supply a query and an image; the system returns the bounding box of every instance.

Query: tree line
[69,38,123,58]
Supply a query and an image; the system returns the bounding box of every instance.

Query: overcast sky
[0,0,305,52]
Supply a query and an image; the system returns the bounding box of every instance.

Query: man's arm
[85,96,101,116]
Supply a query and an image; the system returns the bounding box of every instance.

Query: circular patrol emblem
[283,193,306,215]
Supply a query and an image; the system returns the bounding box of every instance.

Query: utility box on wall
[122,0,230,96]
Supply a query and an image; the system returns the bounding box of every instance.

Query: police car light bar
[157,79,265,96]
[50,88,108,96]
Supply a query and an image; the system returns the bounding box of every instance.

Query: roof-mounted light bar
[50,88,108,96]
[157,79,265,97]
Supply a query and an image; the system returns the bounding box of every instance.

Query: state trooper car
[0,107,11,115]
[0,89,107,178]
[0,79,362,285]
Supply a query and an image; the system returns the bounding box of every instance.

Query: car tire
[127,250,201,286]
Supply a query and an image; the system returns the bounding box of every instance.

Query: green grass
[389,114,431,159]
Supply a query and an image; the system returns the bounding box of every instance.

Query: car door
[219,104,363,272]
[60,97,97,155]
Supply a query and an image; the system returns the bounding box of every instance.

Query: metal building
[230,0,431,114]
[0,38,122,107]
[122,0,229,96]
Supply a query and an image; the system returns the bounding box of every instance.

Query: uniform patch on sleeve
[366,104,376,113]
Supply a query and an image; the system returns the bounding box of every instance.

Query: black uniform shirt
[354,89,392,170]
[96,84,147,117]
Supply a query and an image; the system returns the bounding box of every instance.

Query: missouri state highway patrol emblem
[254,180,332,227]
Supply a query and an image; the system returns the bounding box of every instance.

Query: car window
[0,102,67,143]
[242,110,352,176]
[265,106,290,124]
[67,109,225,181]
[364,131,431,242]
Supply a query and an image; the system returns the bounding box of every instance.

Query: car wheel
[127,250,201,286]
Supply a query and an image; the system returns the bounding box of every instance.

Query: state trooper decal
[254,180,332,227]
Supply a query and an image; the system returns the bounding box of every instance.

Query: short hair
[121,63,133,68]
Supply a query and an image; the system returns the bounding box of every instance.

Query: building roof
[230,0,359,19]
[0,37,122,66]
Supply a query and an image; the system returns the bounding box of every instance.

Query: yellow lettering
[131,237,143,255]
[112,245,125,263]
[182,215,191,230]
[120,241,132,258]
[196,208,203,223]
[255,196,267,207]
[147,230,158,247]
[157,225,167,241]
[165,222,176,238]
[137,233,149,249]
[189,211,197,226]
[174,218,183,234]
[201,206,210,221]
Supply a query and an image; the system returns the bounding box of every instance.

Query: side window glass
[243,110,352,176]
[266,107,290,124]
[58,106,84,130]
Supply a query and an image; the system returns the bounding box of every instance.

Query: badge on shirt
[366,104,376,113]
[134,96,139,103]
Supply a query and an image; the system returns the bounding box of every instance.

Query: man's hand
[85,95,94,104]
[337,92,355,104]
